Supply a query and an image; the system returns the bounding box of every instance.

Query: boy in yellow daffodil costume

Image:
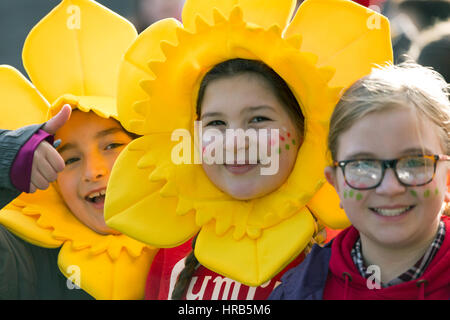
[0,0,157,299]
[104,0,393,298]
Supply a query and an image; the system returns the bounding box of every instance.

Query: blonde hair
[328,62,450,216]
[328,62,450,161]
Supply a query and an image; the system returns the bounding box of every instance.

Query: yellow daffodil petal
[58,241,156,299]
[105,136,200,247]
[195,206,315,286]
[0,66,49,129]
[48,94,118,121]
[285,0,393,88]
[182,0,296,32]
[118,18,182,134]
[307,182,351,229]
[0,207,62,248]
[22,0,137,104]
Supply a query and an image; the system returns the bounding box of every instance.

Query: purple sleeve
[10,130,54,193]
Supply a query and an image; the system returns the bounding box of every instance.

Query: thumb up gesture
[29,105,71,193]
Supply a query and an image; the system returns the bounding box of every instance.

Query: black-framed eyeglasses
[333,154,450,190]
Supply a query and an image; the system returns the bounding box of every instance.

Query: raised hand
[29,105,71,193]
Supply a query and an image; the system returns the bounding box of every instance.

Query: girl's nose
[83,158,108,182]
[375,168,406,195]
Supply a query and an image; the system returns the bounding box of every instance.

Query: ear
[325,166,343,209]
[324,166,339,192]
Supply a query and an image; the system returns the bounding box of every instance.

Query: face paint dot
[349,190,354,198]
[287,132,291,138]
[435,188,439,196]
[410,190,418,198]
[292,139,296,145]
[285,144,290,150]
[356,193,363,201]
[424,190,431,198]
[280,136,285,142]
[278,147,281,154]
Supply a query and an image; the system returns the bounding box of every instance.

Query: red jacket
[145,238,304,300]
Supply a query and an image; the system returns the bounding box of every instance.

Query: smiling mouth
[369,205,415,217]
[224,163,259,174]
[85,189,106,205]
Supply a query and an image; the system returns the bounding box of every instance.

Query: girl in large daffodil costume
[0,0,157,299]
[105,0,393,299]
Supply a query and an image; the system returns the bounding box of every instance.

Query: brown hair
[196,58,304,135]
[171,236,198,300]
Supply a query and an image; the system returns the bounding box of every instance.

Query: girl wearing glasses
[270,62,450,300]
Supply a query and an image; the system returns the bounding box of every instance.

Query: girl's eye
[105,143,125,150]
[65,157,80,166]
[250,116,271,123]
[205,120,226,127]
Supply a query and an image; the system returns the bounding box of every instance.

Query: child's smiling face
[199,73,302,200]
[55,110,133,235]
[326,107,449,248]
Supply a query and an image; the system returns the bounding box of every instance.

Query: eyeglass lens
[345,157,435,189]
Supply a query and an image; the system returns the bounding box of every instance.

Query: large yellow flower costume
[105,0,393,286]
[0,0,157,299]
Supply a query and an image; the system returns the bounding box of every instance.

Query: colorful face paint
[278,131,295,155]
[343,189,363,201]
[423,188,440,198]
[410,188,439,199]
[349,189,354,198]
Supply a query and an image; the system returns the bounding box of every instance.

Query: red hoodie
[323,216,450,300]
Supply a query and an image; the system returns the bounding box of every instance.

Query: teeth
[371,206,412,217]
[88,192,100,199]
[87,190,106,199]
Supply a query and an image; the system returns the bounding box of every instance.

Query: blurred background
[1,0,449,81]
